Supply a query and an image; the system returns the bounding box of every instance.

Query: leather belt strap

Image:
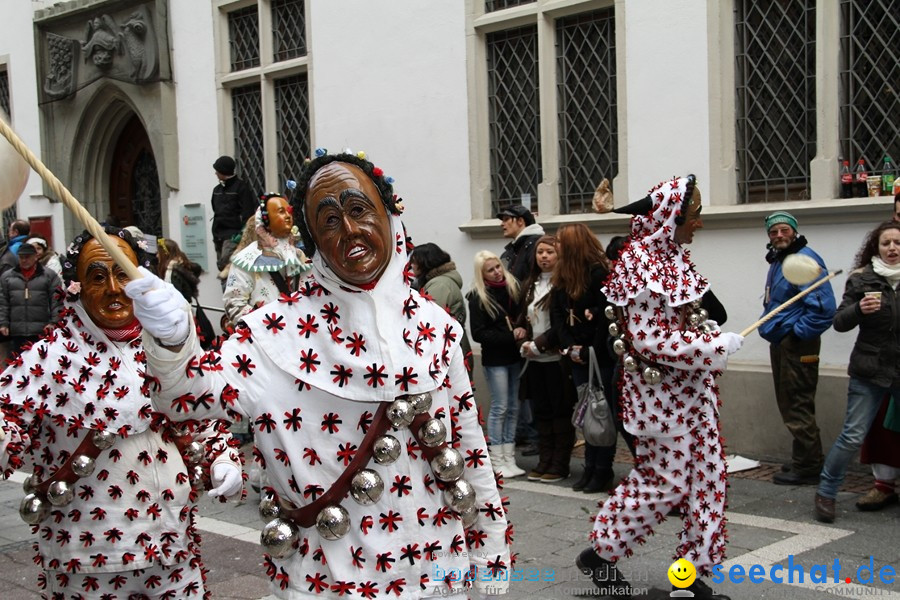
[33,430,103,495]
[283,402,391,528]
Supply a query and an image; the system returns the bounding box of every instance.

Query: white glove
[124,267,191,346]
[723,332,744,355]
[208,462,243,498]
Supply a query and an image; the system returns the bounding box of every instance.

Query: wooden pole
[740,270,842,337]
[0,118,142,280]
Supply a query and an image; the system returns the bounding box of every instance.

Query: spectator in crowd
[410,242,472,377]
[469,250,527,478]
[25,235,63,278]
[498,204,544,455]
[550,224,616,494]
[576,174,741,600]
[126,151,511,598]
[156,238,217,352]
[760,211,836,485]
[815,221,900,522]
[517,235,577,482]
[0,219,31,274]
[0,242,63,354]
[210,155,258,276]
[0,226,243,598]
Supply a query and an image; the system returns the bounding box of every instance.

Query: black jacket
[0,264,63,336]
[501,231,543,284]
[468,285,522,367]
[211,176,258,241]
[550,265,616,369]
[833,265,900,388]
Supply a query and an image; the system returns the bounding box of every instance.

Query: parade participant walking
[760,211,836,485]
[126,151,511,599]
[0,226,243,598]
[0,241,63,354]
[210,155,258,274]
[576,175,742,599]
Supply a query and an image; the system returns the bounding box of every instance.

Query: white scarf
[872,256,900,289]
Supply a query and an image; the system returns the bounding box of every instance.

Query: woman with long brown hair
[550,223,617,493]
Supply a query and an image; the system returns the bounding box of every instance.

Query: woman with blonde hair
[468,250,527,477]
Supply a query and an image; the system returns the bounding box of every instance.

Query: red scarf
[20,265,37,280]
[485,278,508,289]
[100,318,143,342]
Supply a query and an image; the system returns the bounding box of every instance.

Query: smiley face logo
[667,558,696,588]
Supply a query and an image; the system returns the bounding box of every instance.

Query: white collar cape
[603,175,708,307]
[230,237,310,275]
[240,215,463,403]
[0,302,156,435]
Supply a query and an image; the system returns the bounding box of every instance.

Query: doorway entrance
[108,114,162,235]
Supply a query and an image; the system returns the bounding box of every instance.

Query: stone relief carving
[120,6,158,82]
[82,14,123,70]
[44,32,78,99]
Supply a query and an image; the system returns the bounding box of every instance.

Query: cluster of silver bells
[260,392,479,559]
[605,302,711,386]
[19,429,208,525]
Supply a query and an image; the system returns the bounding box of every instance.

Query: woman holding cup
[815,221,900,522]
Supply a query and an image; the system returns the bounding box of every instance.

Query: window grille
[485,0,535,13]
[735,0,816,203]
[839,0,900,181]
[275,74,310,190]
[0,69,10,118]
[228,6,260,72]
[557,9,617,214]
[231,84,265,198]
[131,149,161,236]
[487,25,541,214]
[272,0,306,62]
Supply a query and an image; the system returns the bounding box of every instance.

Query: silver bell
[258,493,282,522]
[315,505,351,540]
[408,392,433,415]
[19,493,50,524]
[699,322,713,334]
[612,338,628,356]
[373,435,402,465]
[186,441,205,464]
[22,474,35,494]
[459,504,479,529]
[387,399,415,428]
[622,355,638,372]
[190,465,207,485]
[604,305,616,321]
[442,479,476,513]
[47,480,74,506]
[418,418,447,448]
[698,308,709,321]
[349,469,384,505]
[260,518,299,559]
[430,447,464,482]
[688,312,702,327]
[642,367,662,385]
[91,429,116,450]
[608,322,620,337]
[70,455,96,478]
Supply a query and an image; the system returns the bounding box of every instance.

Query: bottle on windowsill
[853,158,868,198]
[882,156,896,197]
[839,159,852,199]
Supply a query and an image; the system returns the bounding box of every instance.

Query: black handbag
[571,346,617,447]
[193,299,217,350]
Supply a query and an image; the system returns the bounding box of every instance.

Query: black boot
[576,548,632,597]
[583,467,614,494]
[673,578,730,599]
[527,421,554,481]
[572,465,594,491]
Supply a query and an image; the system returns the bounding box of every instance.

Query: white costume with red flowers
[591,176,736,575]
[0,302,241,599]
[142,214,511,599]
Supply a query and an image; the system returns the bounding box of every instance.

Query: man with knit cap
[211,155,258,274]
[760,211,836,486]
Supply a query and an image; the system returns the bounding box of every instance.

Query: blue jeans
[818,378,896,499]
[484,363,520,445]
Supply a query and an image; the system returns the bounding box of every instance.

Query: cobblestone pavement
[0,444,895,599]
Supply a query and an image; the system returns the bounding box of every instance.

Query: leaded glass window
[485,0,535,13]
[839,0,900,181]
[132,149,161,236]
[735,0,816,203]
[487,25,541,214]
[229,6,260,72]
[275,74,310,189]
[272,0,306,61]
[557,9,617,214]
[231,84,265,197]
[0,69,10,118]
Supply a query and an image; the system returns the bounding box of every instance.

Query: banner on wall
[180,203,208,271]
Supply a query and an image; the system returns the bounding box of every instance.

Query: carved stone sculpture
[82,14,122,70]
[44,32,78,99]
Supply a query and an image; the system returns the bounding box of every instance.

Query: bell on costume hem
[387,399,415,428]
[185,441,205,464]
[92,429,116,450]
[431,447,464,482]
[442,479,476,513]
[408,392,433,415]
[373,435,402,465]
[71,455,96,478]
[316,505,351,540]
[19,493,50,524]
[47,480,74,506]
[622,355,638,372]
[418,418,447,448]
[258,492,282,522]
[349,469,384,505]
[459,504,479,528]
[642,367,662,385]
[260,518,300,559]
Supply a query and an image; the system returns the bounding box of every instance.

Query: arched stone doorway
[109,114,162,235]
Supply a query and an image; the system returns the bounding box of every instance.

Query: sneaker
[527,470,544,482]
[575,548,632,597]
[540,471,566,483]
[674,578,731,599]
[855,487,900,512]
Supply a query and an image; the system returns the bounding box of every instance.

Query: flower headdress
[62,226,155,301]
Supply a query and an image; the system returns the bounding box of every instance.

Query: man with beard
[125,151,511,599]
[760,211,836,486]
[0,226,243,598]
